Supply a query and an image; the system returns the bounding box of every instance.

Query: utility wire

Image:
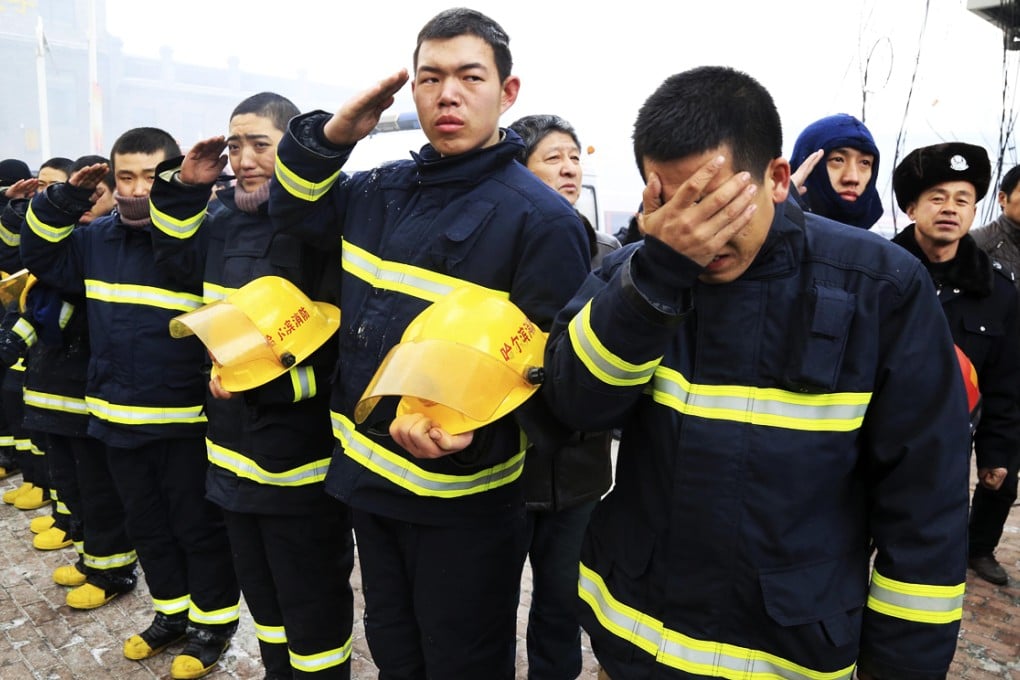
[890,0,931,233]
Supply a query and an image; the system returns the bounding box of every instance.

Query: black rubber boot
[170,621,238,679]
[123,611,187,660]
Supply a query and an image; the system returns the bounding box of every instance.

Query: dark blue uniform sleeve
[20,184,91,297]
[148,156,213,290]
[971,279,1020,472]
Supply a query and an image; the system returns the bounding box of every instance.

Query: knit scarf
[114,192,152,228]
[233,181,270,215]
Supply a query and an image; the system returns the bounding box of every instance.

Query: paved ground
[0,459,1016,679]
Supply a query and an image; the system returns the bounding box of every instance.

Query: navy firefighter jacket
[270,113,590,526]
[543,198,971,679]
[20,183,207,449]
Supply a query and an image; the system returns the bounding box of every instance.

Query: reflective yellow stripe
[12,317,36,347]
[86,396,206,426]
[153,594,190,615]
[0,435,13,446]
[579,563,854,679]
[84,549,137,570]
[342,240,509,304]
[274,157,342,202]
[56,500,70,514]
[13,438,32,451]
[85,279,204,313]
[189,600,241,625]
[289,636,353,672]
[24,389,89,416]
[206,438,329,487]
[0,221,20,247]
[203,281,234,303]
[650,366,871,432]
[333,412,525,498]
[254,622,287,644]
[73,540,83,555]
[568,300,661,386]
[150,203,205,239]
[867,570,964,625]
[58,301,74,329]
[290,366,316,402]
[10,357,24,371]
[27,204,73,242]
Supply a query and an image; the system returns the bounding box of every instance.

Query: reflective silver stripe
[84,279,204,313]
[867,570,964,625]
[84,549,137,570]
[579,563,855,679]
[0,221,19,247]
[56,500,70,514]
[26,204,73,242]
[153,595,190,615]
[332,412,525,498]
[254,622,287,644]
[0,435,14,446]
[567,301,660,386]
[203,281,234,302]
[342,240,509,304]
[14,438,33,451]
[206,438,329,487]
[150,203,205,239]
[86,397,206,426]
[274,158,342,202]
[650,365,871,432]
[12,317,37,347]
[290,366,316,402]
[24,389,89,416]
[189,600,241,625]
[289,636,353,672]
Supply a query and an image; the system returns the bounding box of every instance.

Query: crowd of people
[0,6,1017,680]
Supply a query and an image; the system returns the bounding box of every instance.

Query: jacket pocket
[783,285,855,392]
[428,199,497,270]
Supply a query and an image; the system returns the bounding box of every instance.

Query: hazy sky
[104,0,1017,227]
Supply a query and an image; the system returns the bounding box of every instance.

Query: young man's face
[227,113,284,193]
[642,145,789,285]
[526,131,583,206]
[997,183,1020,225]
[112,151,165,197]
[412,34,519,157]
[36,167,68,190]
[825,147,874,202]
[908,180,977,249]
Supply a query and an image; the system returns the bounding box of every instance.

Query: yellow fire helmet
[0,268,32,310]
[354,286,547,435]
[169,275,340,392]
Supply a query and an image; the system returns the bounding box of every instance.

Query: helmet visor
[169,301,280,370]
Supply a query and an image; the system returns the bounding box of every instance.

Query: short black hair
[72,154,114,190]
[1000,165,1020,196]
[508,115,581,166]
[39,156,74,177]
[109,127,181,171]
[633,66,782,181]
[414,8,512,82]
[230,92,300,133]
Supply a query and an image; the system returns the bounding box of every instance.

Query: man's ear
[767,157,791,203]
[999,190,1008,210]
[906,202,917,220]
[500,75,521,114]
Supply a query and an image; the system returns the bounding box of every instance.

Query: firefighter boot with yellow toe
[53,564,87,587]
[14,484,50,510]
[29,514,55,534]
[124,612,187,660]
[170,623,236,679]
[33,526,72,550]
[2,481,32,504]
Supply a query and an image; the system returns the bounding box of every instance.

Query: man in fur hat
[892,142,1020,586]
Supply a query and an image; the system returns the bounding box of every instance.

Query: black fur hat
[892,142,990,212]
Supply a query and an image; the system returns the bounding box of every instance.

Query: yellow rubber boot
[29,514,56,534]
[53,564,87,587]
[66,583,119,610]
[33,526,72,550]
[170,638,231,680]
[14,485,50,510]
[123,613,187,660]
[2,481,32,504]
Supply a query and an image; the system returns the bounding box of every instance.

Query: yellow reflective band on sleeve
[289,636,353,673]
[650,366,871,433]
[153,594,191,615]
[24,389,89,416]
[274,158,342,202]
[567,301,661,387]
[203,281,234,303]
[206,438,329,487]
[342,240,509,304]
[254,621,287,644]
[578,563,855,680]
[189,600,241,625]
[58,301,74,329]
[866,570,964,625]
[150,203,205,239]
[332,412,526,498]
[12,317,37,347]
[26,204,73,242]
[85,280,204,313]
[86,397,207,426]
[84,549,137,571]
[290,366,316,402]
[0,221,20,247]
[10,357,25,371]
